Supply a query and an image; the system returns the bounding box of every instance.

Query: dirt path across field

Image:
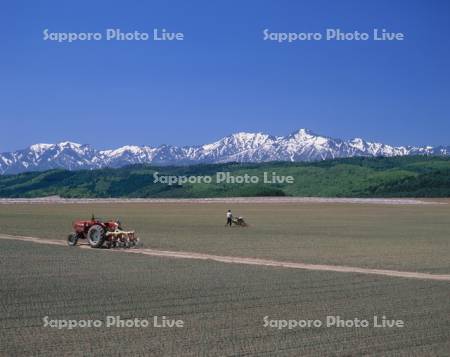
[1,234,449,282]
[0,197,445,205]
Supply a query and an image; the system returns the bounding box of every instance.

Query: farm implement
[231,216,248,227]
[68,216,140,248]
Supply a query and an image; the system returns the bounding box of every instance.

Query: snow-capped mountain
[0,129,448,174]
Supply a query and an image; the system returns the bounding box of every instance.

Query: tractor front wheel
[67,233,78,246]
[87,225,106,248]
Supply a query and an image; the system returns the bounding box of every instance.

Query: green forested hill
[0,156,449,198]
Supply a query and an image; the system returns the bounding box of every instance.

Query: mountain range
[1,129,449,174]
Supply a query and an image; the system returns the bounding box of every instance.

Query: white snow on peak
[293,128,316,138]
[110,145,145,155]
[349,138,366,150]
[57,141,81,147]
[232,132,266,140]
[29,143,53,152]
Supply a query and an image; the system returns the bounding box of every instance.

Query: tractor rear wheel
[67,233,78,246]
[87,225,105,248]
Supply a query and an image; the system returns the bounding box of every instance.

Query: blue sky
[1,0,449,151]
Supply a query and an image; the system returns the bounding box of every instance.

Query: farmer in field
[226,209,233,226]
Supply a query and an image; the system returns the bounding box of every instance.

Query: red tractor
[68,215,140,248]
